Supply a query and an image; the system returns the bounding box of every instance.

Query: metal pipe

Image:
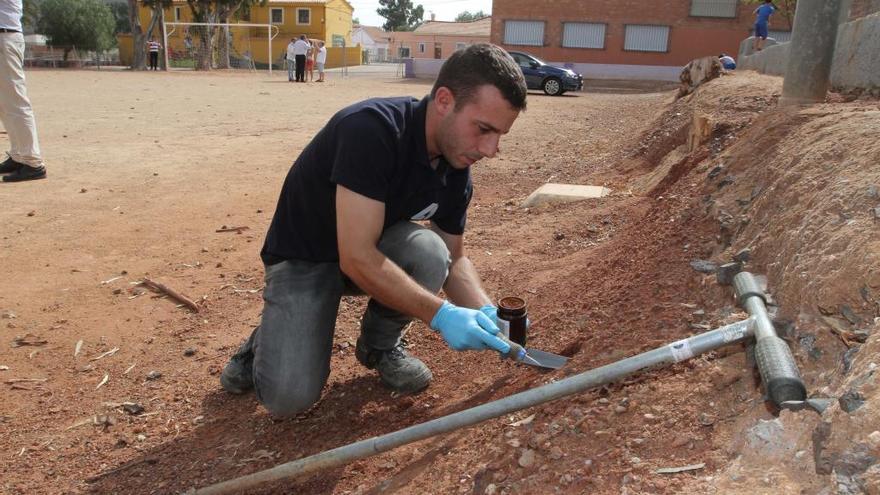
[733,272,806,405]
[193,319,754,494]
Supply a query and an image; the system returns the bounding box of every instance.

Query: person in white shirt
[316,41,327,82]
[292,35,310,82]
[0,0,46,182]
[285,38,296,82]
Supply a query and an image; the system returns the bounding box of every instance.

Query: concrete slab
[521,183,611,207]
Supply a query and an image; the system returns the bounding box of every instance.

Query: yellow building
[124,0,358,68]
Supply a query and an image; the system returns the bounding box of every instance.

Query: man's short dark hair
[431,43,527,111]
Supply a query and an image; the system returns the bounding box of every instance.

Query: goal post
[162,22,280,75]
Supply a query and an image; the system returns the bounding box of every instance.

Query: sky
[349,0,493,28]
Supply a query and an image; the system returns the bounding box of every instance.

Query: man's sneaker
[0,157,23,174]
[2,164,46,182]
[356,338,432,393]
[220,340,254,394]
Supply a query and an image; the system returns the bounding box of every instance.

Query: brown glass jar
[497,296,527,346]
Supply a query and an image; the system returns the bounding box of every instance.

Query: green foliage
[454,10,487,22]
[37,0,116,51]
[22,0,41,32]
[377,0,423,31]
[108,2,131,33]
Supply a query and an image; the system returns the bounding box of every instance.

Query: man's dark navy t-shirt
[261,96,472,264]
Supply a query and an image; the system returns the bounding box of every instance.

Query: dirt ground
[1,68,878,495]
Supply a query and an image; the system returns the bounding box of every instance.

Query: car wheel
[542,77,562,96]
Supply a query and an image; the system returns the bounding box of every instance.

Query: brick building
[491,0,793,80]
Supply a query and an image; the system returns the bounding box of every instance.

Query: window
[174,6,181,21]
[562,22,606,49]
[270,8,283,24]
[510,52,537,70]
[399,46,410,58]
[624,25,670,52]
[503,20,544,46]
[690,0,738,18]
[768,30,792,42]
[419,42,425,53]
[297,8,310,25]
[332,34,345,47]
[456,42,466,50]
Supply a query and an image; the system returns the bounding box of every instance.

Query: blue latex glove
[431,301,510,353]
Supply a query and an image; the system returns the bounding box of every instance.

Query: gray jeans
[250,221,451,418]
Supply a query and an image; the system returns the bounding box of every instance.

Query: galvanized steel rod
[194,318,754,494]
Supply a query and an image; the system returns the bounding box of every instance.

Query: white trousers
[0,32,42,167]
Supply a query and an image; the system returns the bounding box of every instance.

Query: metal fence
[24,42,121,68]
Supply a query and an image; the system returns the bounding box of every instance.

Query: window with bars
[690,0,738,18]
[624,25,670,52]
[562,22,606,49]
[270,8,283,24]
[503,20,544,46]
[297,8,310,25]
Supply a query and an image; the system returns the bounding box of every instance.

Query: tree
[744,0,796,30]
[108,2,131,33]
[377,0,423,31]
[37,0,116,60]
[23,0,41,33]
[454,10,487,22]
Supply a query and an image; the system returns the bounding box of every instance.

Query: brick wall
[491,0,763,67]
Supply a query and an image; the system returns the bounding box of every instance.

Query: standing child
[316,41,327,82]
[147,38,162,70]
[306,40,315,82]
[753,0,776,51]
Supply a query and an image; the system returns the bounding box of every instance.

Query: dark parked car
[508,51,583,96]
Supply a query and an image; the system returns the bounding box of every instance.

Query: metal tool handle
[733,272,807,405]
[497,335,527,362]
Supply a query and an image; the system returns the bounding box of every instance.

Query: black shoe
[2,164,46,182]
[356,338,432,393]
[220,339,255,394]
[0,157,23,174]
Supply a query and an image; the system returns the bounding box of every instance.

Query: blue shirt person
[753,1,776,50]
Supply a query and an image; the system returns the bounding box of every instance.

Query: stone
[689,260,717,274]
[733,248,752,262]
[484,484,497,495]
[717,175,735,189]
[838,390,865,413]
[840,305,862,325]
[843,347,859,374]
[873,206,880,221]
[518,449,536,468]
[708,165,724,179]
[145,370,162,381]
[528,433,549,449]
[549,447,564,460]
[716,262,743,285]
[867,431,880,449]
[521,183,611,208]
[868,185,879,199]
[184,347,197,357]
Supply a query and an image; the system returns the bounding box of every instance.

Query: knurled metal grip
[734,271,807,406]
[755,335,807,404]
[733,272,766,306]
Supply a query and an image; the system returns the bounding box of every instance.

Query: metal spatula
[499,336,569,370]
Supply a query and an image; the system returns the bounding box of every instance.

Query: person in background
[753,0,776,51]
[293,35,310,82]
[285,38,296,82]
[316,41,327,82]
[0,0,47,182]
[306,40,316,82]
[719,53,736,70]
[147,38,162,71]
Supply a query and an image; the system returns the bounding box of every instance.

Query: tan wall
[491,0,769,66]
[325,46,361,67]
[387,33,489,59]
[117,33,133,66]
[324,0,354,46]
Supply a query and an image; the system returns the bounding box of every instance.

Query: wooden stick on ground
[215,226,249,233]
[85,457,159,483]
[140,278,200,313]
